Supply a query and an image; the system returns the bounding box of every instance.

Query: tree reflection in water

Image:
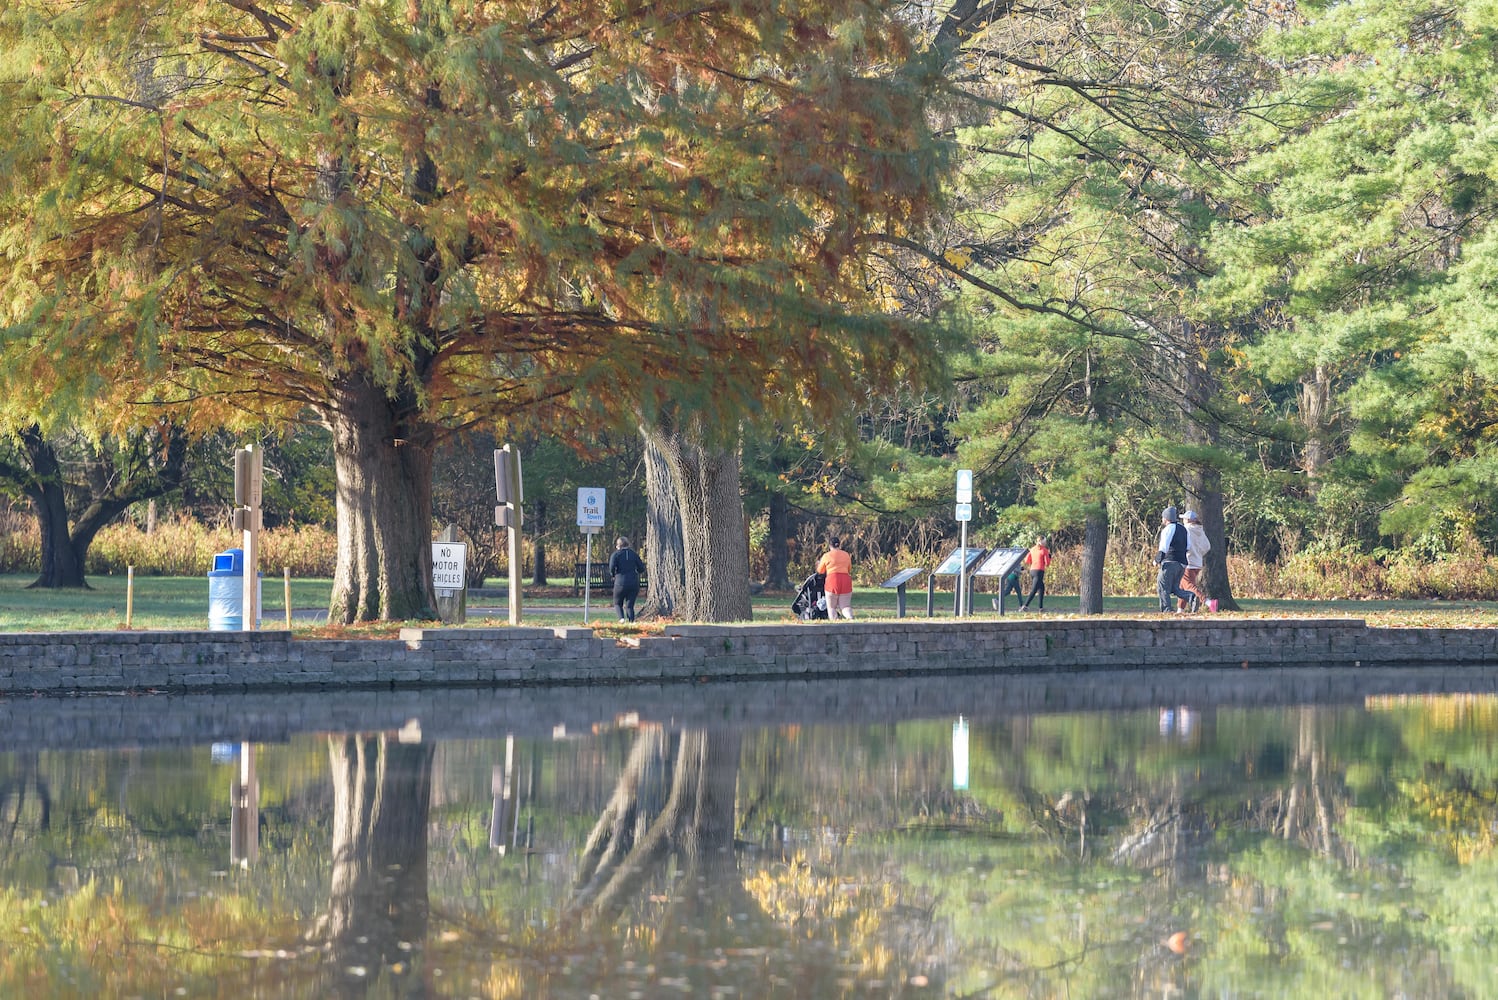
[551,726,944,996]
[311,734,434,998]
[6,693,1498,996]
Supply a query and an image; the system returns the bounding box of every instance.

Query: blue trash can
[208,548,262,630]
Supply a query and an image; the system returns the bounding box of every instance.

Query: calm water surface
[4,670,1498,998]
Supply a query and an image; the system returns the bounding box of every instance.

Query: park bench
[573,561,608,595]
[572,561,648,596]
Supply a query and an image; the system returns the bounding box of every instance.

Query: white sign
[577,487,607,528]
[431,542,467,591]
[955,502,973,522]
[956,468,973,504]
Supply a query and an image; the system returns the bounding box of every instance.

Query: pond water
[3,668,1498,998]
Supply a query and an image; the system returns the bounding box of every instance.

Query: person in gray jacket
[1155,506,1194,614]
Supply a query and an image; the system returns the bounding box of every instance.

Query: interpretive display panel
[974,546,1028,578]
[932,548,985,576]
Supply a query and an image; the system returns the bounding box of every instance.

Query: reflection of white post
[230,743,259,867]
[490,735,515,853]
[952,717,969,791]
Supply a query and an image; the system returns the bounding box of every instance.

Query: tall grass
[0,516,336,577]
[0,507,38,575]
[7,511,1498,599]
[1383,541,1498,601]
[857,539,1498,601]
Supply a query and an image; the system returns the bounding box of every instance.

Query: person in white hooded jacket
[1179,510,1211,612]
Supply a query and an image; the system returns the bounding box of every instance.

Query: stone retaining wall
[0,617,1491,696]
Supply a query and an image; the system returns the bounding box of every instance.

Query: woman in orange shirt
[1020,535,1051,611]
[816,537,854,620]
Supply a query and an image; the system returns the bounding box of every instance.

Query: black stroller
[791,572,828,620]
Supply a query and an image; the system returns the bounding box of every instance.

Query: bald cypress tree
[0,1,949,621]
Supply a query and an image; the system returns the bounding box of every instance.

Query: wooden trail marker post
[232,445,263,632]
[494,446,524,626]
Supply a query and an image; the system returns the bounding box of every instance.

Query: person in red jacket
[1020,535,1052,611]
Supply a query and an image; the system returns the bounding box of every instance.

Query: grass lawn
[0,573,334,631]
[3,573,1498,632]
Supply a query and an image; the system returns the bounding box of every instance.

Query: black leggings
[613,582,640,622]
[1022,570,1046,609]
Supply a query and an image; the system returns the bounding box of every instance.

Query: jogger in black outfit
[608,536,646,623]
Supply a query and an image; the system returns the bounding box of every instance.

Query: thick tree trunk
[24,433,87,589]
[639,432,686,618]
[765,490,793,591]
[642,421,752,622]
[1299,365,1333,488]
[1078,506,1107,614]
[326,374,437,623]
[1076,352,1109,615]
[530,497,548,586]
[21,425,186,590]
[313,41,442,625]
[1183,333,1240,611]
[1189,484,1239,611]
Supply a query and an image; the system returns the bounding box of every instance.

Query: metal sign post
[955,469,973,617]
[581,528,599,623]
[577,488,606,624]
[957,515,968,616]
